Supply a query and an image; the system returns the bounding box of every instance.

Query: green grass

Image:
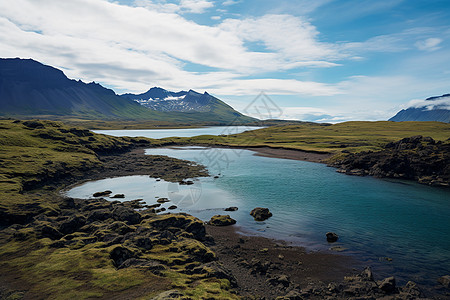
[164,121,450,154]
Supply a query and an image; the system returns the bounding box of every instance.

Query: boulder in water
[250,207,272,221]
[326,232,339,243]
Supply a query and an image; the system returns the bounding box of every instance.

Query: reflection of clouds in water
[167,181,202,207]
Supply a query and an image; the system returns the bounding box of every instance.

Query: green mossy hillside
[0,119,155,224]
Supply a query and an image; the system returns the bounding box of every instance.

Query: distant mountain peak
[389,94,450,123]
[121,86,235,114]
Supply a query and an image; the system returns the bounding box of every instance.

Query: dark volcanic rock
[40,224,63,240]
[110,194,125,198]
[267,274,290,287]
[112,206,142,224]
[378,276,396,294]
[157,198,170,203]
[58,215,86,235]
[250,207,273,221]
[87,209,113,222]
[326,232,339,243]
[109,245,135,267]
[93,190,112,197]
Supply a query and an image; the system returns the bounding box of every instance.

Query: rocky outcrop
[329,136,450,186]
[250,207,273,221]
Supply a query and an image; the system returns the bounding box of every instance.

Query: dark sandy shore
[205,224,358,298]
[247,146,333,163]
[166,144,333,163]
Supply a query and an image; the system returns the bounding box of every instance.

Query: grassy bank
[0,119,237,299]
[162,121,450,154]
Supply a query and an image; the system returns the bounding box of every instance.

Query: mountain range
[389,94,450,123]
[122,87,225,113]
[0,58,256,124]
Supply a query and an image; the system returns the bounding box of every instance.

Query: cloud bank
[405,95,450,111]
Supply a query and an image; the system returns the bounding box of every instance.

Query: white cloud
[133,0,213,14]
[206,78,341,96]
[405,96,450,110]
[222,0,239,6]
[179,0,213,13]
[211,15,221,20]
[415,37,442,52]
[219,14,340,63]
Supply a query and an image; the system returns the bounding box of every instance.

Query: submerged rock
[250,207,272,221]
[224,206,238,211]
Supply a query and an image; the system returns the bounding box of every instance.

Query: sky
[0,0,449,122]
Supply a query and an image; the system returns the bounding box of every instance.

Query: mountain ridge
[121,87,245,116]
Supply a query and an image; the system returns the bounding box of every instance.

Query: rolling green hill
[161,121,450,154]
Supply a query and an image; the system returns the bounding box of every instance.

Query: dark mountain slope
[0,58,162,119]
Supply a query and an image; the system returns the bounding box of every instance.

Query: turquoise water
[93,126,263,139]
[67,146,450,286]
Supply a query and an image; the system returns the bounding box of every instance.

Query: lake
[66,130,450,288]
[93,126,263,139]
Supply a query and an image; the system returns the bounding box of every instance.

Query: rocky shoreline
[206,225,449,299]
[328,136,449,187]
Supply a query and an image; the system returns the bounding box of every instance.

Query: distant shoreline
[164,144,333,163]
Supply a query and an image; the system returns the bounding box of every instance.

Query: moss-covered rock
[208,215,236,226]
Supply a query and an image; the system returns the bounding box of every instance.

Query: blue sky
[0,0,449,122]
